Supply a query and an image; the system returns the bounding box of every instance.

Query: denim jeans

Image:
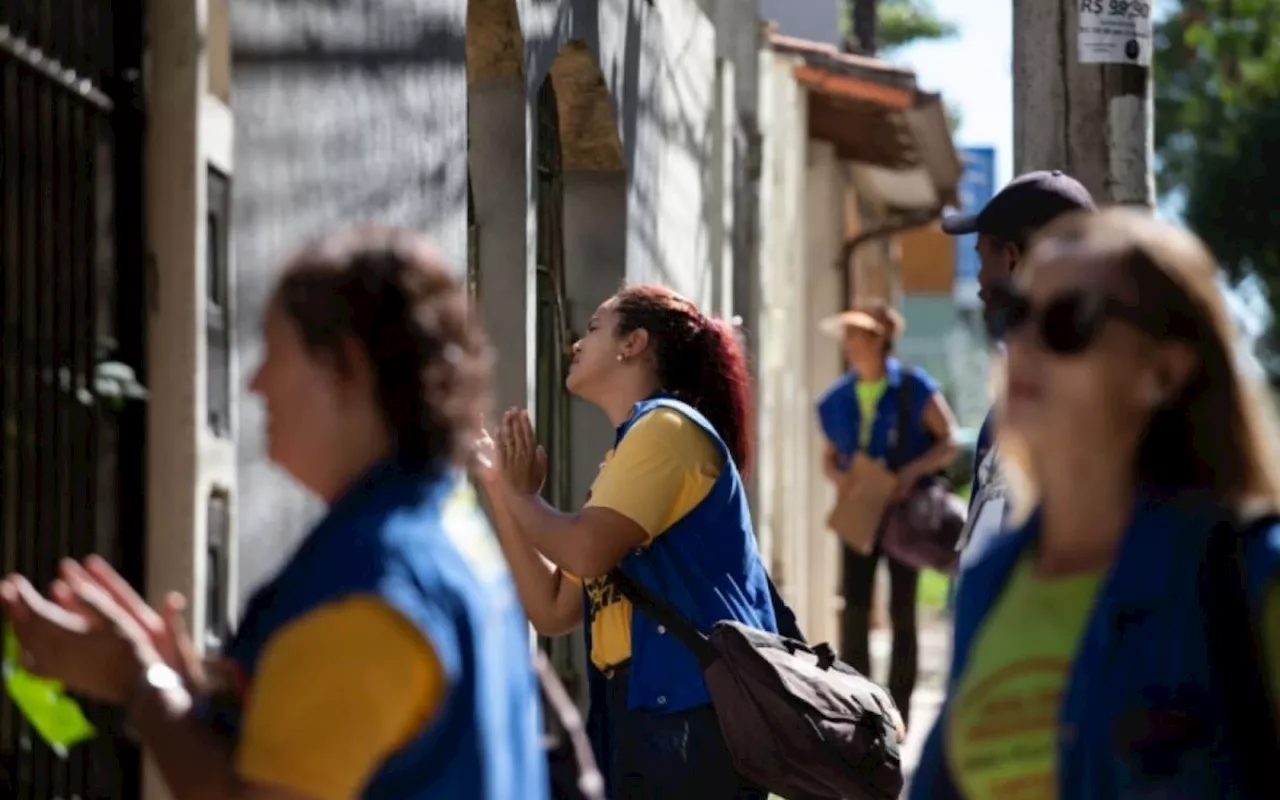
[604,666,765,800]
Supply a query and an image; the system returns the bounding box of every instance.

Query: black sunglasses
[986,284,1150,355]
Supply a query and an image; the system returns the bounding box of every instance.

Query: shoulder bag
[610,568,904,800]
[880,377,966,573]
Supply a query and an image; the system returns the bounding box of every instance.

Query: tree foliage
[1156,0,1280,347]
[878,0,958,49]
[840,0,958,52]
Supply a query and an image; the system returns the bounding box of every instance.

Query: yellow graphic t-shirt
[947,555,1105,800]
[568,408,722,670]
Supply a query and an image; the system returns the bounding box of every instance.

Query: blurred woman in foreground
[474,285,776,798]
[2,228,546,799]
[910,208,1280,799]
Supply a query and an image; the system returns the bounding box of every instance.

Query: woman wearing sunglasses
[1,228,547,800]
[909,208,1280,799]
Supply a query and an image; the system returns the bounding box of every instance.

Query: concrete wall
[231,0,469,599]
[563,171,627,506]
[758,0,842,47]
[469,79,530,416]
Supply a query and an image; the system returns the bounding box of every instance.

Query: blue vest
[815,358,939,470]
[583,397,777,707]
[910,494,1280,799]
[205,459,547,800]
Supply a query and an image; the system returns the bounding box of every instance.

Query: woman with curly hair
[475,285,776,799]
[1,227,547,800]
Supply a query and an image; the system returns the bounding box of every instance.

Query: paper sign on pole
[1077,0,1154,66]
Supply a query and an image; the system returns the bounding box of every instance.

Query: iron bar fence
[0,0,147,797]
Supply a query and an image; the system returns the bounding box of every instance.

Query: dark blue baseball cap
[942,170,1096,241]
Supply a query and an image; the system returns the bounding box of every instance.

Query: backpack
[611,569,904,800]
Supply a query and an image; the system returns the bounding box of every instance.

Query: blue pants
[603,666,765,800]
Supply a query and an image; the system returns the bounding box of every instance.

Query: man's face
[976,233,1019,332]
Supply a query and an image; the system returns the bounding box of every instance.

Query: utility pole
[1013,0,1155,207]
[847,0,877,55]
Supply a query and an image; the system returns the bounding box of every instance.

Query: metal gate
[0,1,148,798]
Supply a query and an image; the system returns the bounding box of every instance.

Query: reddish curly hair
[612,285,755,475]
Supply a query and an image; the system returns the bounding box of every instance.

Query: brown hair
[273,226,492,467]
[1004,208,1280,511]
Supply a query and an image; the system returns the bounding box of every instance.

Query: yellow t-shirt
[947,555,1280,800]
[235,597,445,800]
[571,408,723,670]
[855,378,889,449]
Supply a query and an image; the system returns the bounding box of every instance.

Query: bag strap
[1202,508,1280,796]
[891,374,914,471]
[534,651,606,800]
[607,568,719,667]
[768,573,808,644]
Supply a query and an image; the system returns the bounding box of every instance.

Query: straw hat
[819,303,905,341]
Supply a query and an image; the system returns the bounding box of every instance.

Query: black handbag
[880,376,964,572]
[610,568,904,800]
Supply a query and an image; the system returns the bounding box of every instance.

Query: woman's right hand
[49,556,206,692]
[498,409,548,496]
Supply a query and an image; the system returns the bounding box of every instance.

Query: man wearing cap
[941,171,1096,571]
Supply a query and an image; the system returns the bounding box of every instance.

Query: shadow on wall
[232,0,468,603]
[522,0,727,298]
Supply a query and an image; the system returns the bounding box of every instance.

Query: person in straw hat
[815,300,959,725]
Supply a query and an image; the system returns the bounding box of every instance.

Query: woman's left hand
[0,561,161,705]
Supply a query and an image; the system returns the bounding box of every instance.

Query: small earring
[1145,382,1166,408]
[616,353,625,362]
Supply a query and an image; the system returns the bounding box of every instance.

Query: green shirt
[855,378,888,449]
[947,555,1280,799]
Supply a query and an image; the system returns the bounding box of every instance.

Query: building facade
[752,32,960,646]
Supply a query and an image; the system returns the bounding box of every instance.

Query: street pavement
[869,617,951,797]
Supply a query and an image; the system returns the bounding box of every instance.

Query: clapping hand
[0,558,187,706]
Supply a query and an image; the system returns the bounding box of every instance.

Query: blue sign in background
[953,146,996,303]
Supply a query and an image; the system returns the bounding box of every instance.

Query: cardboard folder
[826,453,897,554]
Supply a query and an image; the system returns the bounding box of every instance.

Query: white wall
[757,48,849,648]
[802,141,847,646]
[758,49,818,641]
